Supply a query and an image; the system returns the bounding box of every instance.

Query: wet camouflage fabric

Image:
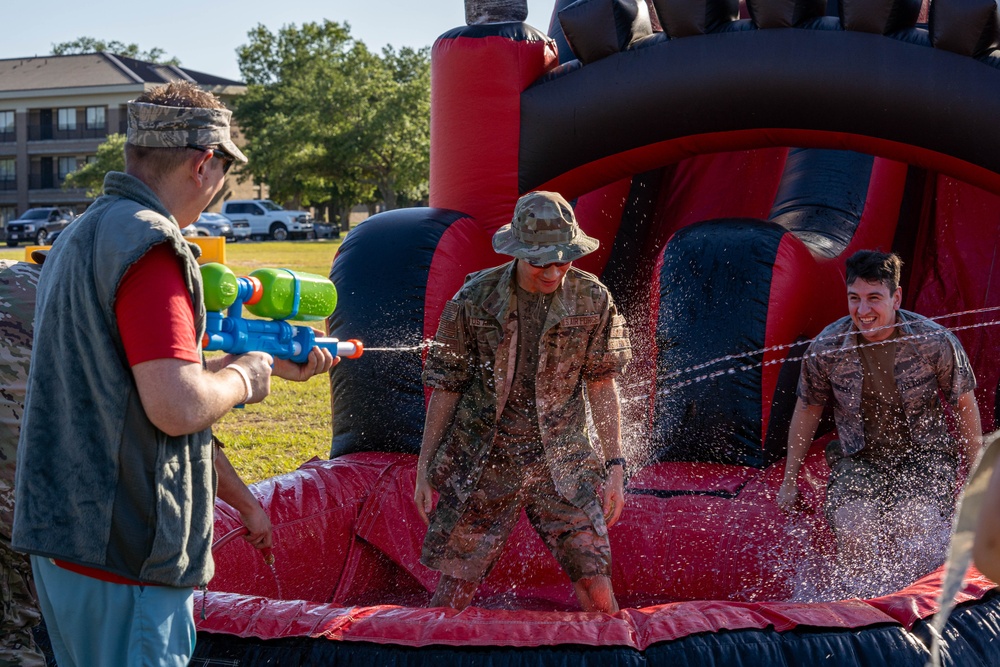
[855,334,910,457]
[492,191,599,264]
[798,309,976,459]
[422,261,631,539]
[422,448,611,583]
[0,260,45,666]
[825,448,957,523]
[127,101,247,163]
[496,284,551,457]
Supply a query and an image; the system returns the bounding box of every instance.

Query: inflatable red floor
[193,451,1000,665]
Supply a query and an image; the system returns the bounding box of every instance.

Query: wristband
[605,457,626,470]
[225,363,253,404]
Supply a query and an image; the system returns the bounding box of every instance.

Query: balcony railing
[28,124,108,141]
[0,179,16,191]
[0,131,14,143]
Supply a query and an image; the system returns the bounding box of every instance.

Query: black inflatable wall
[327,208,464,456]
[653,219,782,467]
[768,149,874,258]
[518,24,1000,196]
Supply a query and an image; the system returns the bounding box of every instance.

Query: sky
[3,1,558,82]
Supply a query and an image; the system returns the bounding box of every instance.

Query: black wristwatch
[605,457,626,470]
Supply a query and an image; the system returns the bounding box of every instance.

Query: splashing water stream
[656,305,1000,386]
[359,339,443,353]
[328,311,1000,613]
[655,310,1000,397]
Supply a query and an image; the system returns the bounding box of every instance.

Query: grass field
[1,238,347,483]
[211,240,345,482]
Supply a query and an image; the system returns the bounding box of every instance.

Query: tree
[63,133,125,197]
[52,38,180,65]
[329,43,431,210]
[234,21,430,214]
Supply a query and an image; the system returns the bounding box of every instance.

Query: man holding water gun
[13,82,335,667]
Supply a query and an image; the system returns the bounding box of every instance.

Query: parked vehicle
[5,207,75,247]
[226,218,252,241]
[220,200,314,241]
[313,221,338,239]
[193,212,251,242]
[181,225,209,238]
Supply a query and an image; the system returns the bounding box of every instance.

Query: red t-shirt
[115,243,201,366]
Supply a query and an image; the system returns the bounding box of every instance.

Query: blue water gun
[200,263,363,363]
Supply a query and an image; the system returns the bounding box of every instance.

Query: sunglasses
[525,260,570,270]
[188,144,235,174]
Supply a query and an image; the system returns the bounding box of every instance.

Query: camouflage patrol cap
[492,191,599,263]
[127,102,248,163]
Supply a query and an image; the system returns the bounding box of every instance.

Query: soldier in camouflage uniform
[414,191,632,612]
[778,250,981,597]
[0,259,46,667]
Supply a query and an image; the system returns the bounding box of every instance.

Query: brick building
[0,52,261,229]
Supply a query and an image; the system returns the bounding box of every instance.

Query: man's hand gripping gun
[200,262,363,363]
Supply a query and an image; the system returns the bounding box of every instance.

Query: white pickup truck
[220,199,314,241]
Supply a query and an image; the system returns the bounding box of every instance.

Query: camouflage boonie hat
[493,191,599,264]
[127,102,248,163]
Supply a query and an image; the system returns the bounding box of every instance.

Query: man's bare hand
[776,480,799,512]
[414,473,435,526]
[272,337,338,381]
[603,466,625,527]
[240,502,273,551]
[228,351,274,404]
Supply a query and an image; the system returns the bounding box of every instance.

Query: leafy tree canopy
[234,20,430,212]
[52,37,180,65]
[63,133,125,198]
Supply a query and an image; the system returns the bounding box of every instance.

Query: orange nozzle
[243,275,264,306]
[347,339,364,359]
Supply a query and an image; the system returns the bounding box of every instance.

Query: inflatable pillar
[429,6,559,235]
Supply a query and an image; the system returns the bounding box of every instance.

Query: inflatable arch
[193,0,1000,664]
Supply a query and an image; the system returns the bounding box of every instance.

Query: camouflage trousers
[1,481,45,667]
[422,447,611,584]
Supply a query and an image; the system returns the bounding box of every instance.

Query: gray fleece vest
[12,172,216,587]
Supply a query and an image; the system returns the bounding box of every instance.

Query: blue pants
[31,556,195,667]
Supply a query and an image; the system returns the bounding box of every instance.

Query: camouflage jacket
[0,261,40,542]
[423,261,631,514]
[798,309,976,459]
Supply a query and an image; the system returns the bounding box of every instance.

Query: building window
[58,156,77,179]
[1,206,16,226]
[86,106,105,130]
[86,155,97,165]
[57,108,77,131]
[0,111,13,134]
[0,159,14,191]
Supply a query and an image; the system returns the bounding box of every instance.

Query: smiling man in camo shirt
[778,249,982,597]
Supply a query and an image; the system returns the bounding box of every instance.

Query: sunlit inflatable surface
[193,0,1000,663]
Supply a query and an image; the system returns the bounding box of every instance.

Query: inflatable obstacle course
[193,0,1000,664]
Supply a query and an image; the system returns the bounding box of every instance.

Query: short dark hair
[124,82,226,176]
[845,250,902,292]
